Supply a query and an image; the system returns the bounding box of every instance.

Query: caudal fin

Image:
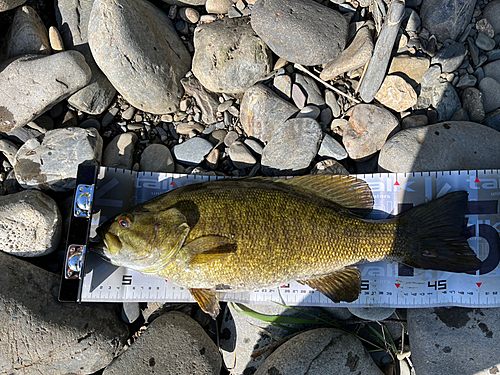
[398,191,482,272]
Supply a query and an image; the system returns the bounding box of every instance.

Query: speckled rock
[140,144,175,173]
[88,0,191,114]
[379,122,500,172]
[374,75,417,112]
[192,17,271,93]
[462,87,485,123]
[251,0,348,66]
[103,132,138,170]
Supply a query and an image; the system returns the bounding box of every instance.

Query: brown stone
[388,55,430,85]
[374,75,417,112]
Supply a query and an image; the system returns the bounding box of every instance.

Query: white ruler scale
[81,168,500,308]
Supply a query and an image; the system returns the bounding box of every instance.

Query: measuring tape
[61,166,500,308]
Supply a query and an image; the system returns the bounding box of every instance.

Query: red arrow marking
[165,280,168,282]
[475,178,480,183]
[476,283,482,287]
[170,181,175,185]
[394,181,400,186]
[395,283,401,288]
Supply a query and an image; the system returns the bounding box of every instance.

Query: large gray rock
[261,117,322,175]
[0,251,128,374]
[431,42,467,73]
[0,190,61,257]
[13,127,103,191]
[3,5,50,59]
[479,77,500,113]
[140,143,175,172]
[420,0,477,42]
[379,122,500,172]
[103,311,221,375]
[240,84,298,142]
[484,0,500,35]
[56,0,117,115]
[192,17,271,94]
[102,132,138,170]
[251,0,348,66]
[254,328,384,375]
[0,52,91,132]
[408,308,500,375]
[88,0,191,114]
[483,60,500,84]
[0,0,25,12]
[181,76,220,125]
[172,137,213,166]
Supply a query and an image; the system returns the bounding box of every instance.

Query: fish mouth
[90,240,112,263]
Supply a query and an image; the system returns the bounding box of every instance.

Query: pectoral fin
[181,236,237,265]
[190,288,220,319]
[299,267,362,303]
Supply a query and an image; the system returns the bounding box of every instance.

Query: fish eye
[118,216,131,228]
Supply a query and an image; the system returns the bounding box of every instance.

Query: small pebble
[244,138,264,155]
[296,105,321,120]
[127,123,144,131]
[121,106,136,120]
[224,131,239,147]
[162,114,174,122]
[179,98,191,112]
[476,33,496,51]
[178,7,200,23]
[227,106,239,117]
[48,26,64,52]
[217,100,233,113]
[229,141,257,169]
[80,118,101,131]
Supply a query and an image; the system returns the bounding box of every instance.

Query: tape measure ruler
[59,166,500,308]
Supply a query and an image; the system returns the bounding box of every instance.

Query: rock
[325,90,341,118]
[102,132,138,170]
[240,84,298,142]
[388,55,430,85]
[224,131,239,147]
[408,308,500,375]
[0,139,19,166]
[121,106,136,121]
[244,138,264,155]
[179,7,200,23]
[0,0,25,12]
[462,87,485,122]
[104,311,220,375]
[0,251,128,374]
[121,303,141,324]
[208,129,227,146]
[476,18,495,39]
[181,76,220,125]
[14,127,102,191]
[431,42,467,73]
[483,60,500,84]
[420,0,476,42]
[261,118,321,176]
[163,0,206,5]
[374,75,417,112]
[320,26,373,81]
[88,0,191,114]
[294,73,325,109]
[140,144,175,172]
[379,121,500,172]
[476,33,496,51]
[343,104,399,160]
[4,5,50,59]
[484,109,500,130]
[176,122,205,135]
[348,307,396,321]
[402,114,429,129]
[49,26,64,51]
[402,8,421,32]
[451,107,469,121]
[322,307,352,320]
[456,73,477,88]
[297,105,321,120]
[311,158,349,175]
[205,0,233,14]
[292,84,307,109]
[251,0,348,66]
[254,328,384,375]
[56,0,117,114]
[317,133,347,160]
[479,77,500,113]
[192,17,271,94]
[273,74,292,99]
[173,137,213,166]
[484,0,500,35]
[0,190,60,257]
[229,141,257,169]
[0,52,91,132]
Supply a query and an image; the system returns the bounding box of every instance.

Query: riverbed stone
[379,121,500,172]
[318,133,347,160]
[13,127,102,191]
[88,0,191,114]
[229,141,257,169]
[240,84,298,142]
[140,144,175,172]
[388,55,430,85]
[408,308,500,375]
[483,60,500,84]
[418,75,461,121]
[173,137,213,166]
[205,0,233,14]
[374,75,417,112]
[0,0,25,12]
[0,139,19,166]
[479,77,500,113]
[348,307,396,321]
[0,52,91,132]
[251,0,348,66]
[476,33,496,51]
[102,132,137,170]
[462,87,485,122]
[192,17,271,94]
[294,73,325,109]
[431,42,467,73]
[343,104,399,160]
[0,190,61,257]
[181,76,220,125]
[261,117,321,175]
[484,0,500,35]
[0,251,128,374]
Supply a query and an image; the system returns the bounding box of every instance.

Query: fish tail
[396,191,482,272]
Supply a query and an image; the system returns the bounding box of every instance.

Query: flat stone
[456,73,477,88]
[273,74,292,99]
[4,5,50,59]
[13,127,103,191]
[476,33,496,51]
[483,60,500,84]
[140,144,175,172]
[318,133,347,160]
[479,77,500,113]
[121,302,141,324]
[374,75,417,112]
[181,76,220,125]
[420,0,476,42]
[401,114,429,129]
[0,52,91,132]
[388,55,430,86]
[103,132,138,170]
[343,104,399,160]
[484,0,500,35]
[261,117,321,176]
[176,122,205,135]
[0,0,26,12]
[0,190,60,257]
[208,129,227,146]
[320,108,333,125]
[251,0,348,66]
[229,141,257,169]
[205,0,233,14]
[56,0,116,115]
[348,307,396,321]
[178,7,200,23]
[320,26,373,81]
[240,84,298,142]
[294,73,325,109]
[487,49,500,61]
[243,138,264,155]
[0,251,128,374]
[254,328,384,375]
[121,106,136,120]
[378,121,500,172]
[462,87,485,122]
[402,8,421,32]
[291,84,307,109]
[88,0,191,114]
[223,131,239,147]
[104,311,221,374]
[431,42,467,73]
[408,308,500,375]
[49,26,64,51]
[173,137,213,166]
[297,105,321,120]
[325,90,341,117]
[192,17,271,94]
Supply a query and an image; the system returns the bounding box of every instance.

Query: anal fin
[299,267,361,303]
[190,288,220,319]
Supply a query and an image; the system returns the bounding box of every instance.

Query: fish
[96,175,482,318]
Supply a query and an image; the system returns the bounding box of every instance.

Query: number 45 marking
[428,280,447,290]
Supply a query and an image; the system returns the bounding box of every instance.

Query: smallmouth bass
[96,175,482,318]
